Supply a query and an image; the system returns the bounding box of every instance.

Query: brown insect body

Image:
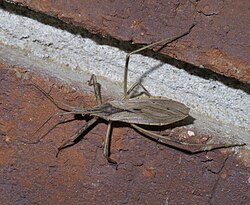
[82,97,189,125]
[31,26,244,164]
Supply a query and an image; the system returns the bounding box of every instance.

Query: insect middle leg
[88,74,117,162]
[103,121,117,164]
[56,74,102,156]
[126,81,151,98]
[56,117,98,157]
[56,74,117,163]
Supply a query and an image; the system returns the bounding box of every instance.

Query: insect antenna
[31,83,78,112]
[25,115,74,145]
[25,83,84,143]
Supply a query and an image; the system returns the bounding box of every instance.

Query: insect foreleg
[89,75,117,163]
[56,75,103,156]
[88,74,102,105]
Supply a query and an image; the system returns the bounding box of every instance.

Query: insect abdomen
[105,98,189,125]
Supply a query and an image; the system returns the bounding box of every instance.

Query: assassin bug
[31,27,244,163]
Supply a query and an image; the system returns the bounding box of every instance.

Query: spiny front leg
[89,74,117,164]
[88,74,102,105]
[56,74,102,156]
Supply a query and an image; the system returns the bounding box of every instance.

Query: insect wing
[107,97,189,125]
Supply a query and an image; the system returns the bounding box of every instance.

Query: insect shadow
[30,27,245,164]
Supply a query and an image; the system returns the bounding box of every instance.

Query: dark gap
[1,1,249,95]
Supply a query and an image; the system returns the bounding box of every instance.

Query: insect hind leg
[131,124,245,153]
[123,25,195,99]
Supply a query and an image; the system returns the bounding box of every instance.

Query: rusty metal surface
[1,61,250,204]
[2,0,250,83]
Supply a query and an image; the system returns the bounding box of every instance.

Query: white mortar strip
[0,8,249,134]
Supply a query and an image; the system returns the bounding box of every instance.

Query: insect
[31,27,244,163]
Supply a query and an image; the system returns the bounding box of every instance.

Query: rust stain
[221,168,229,179]
[0,148,15,166]
[237,148,250,168]
[130,20,143,29]
[142,166,156,178]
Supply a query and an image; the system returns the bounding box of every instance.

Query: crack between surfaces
[208,154,229,205]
